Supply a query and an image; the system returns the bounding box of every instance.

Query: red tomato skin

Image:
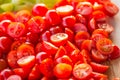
[65,28,74,42]
[32,3,48,16]
[45,10,61,26]
[90,62,109,73]
[53,63,72,78]
[39,58,54,77]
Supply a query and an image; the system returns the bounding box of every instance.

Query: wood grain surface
[106,0,120,79]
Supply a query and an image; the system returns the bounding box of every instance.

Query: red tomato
[11,40,24,50]
[81,40,93,51]
[45,10,61,26]
[17,55,35,69]
[74,31,90,47]
[15,10,31,24]
[103,2,119,17]
[76,2,93,16]
[90,62,109,73]
[54,63,72,78]
[0,36,13,53]
[7,75,22,80]
[39,58,54,77]
[36,52,51,64]
[65,28,74,42]
[7,22,26,38]
[0,12,15,22]
[17,43,35,59]
[0,69,14,80]
[41,41,58,55]
[91,49,108,62]
[56,5,74,16]
[96,38,113,55]
[92,29,109,38]
[72,23,88,33]
[93,2,104,11]
[50,33,68,46]
[55,46,67,59]
[76,14,86,25]
[32,3,48,16]
[49,26,63,35]
[55,55,73,66]
[35,42,43,53]
[0,59,7,72]
[13,68,30,79]
[92,10,106,22]
[28,64,41,80]
[109,45,120,60]
[91,72,108,80]
[7,50,19,68]
[88,18,96,33]
[73,63,92,80]
[40,30,51,42]
[62,15,76,29]
[27,16,46,33]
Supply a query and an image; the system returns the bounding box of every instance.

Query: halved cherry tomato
[73,63,92,80]
[49,26,63,35]
[27,16,46,33]
[50,33,68,46]
[75,14,86,25]
[88,18,96,33]
[40,30,51,42]
[91,49,108,62]
[65,28,74,42]
[17,43,35,59]
[75,31,90,47]
[15,10,31,24]
[103,2,119,17]
[91,33,105,42]
[56,5,74,16]
[109,45,120,60]
[45,10,61,26]
[55,46,67,59]
[32,3,48,16]
[90,62,109,73]
[41,41,58,55]
[93,2,104,11]
[11,40,24,50]
[72,23,88,33]
[54,63,72,78]
[0,59,7,71]
[7,75,22,80]
[39,58,54,77]
[55,55,73,66]
[81,40,93,51]
[76,2,93,17]
[62,15,76,29]
[7,50,19,68]
[96,38,113,55]
[7,22,26,38]
[17,55,35,69]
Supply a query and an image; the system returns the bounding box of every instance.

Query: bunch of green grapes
[0,0,59,13]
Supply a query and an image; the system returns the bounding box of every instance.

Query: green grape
[0,3,14,12]
[36,0,60,8]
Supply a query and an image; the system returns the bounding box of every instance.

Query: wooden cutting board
[106,0,120,79]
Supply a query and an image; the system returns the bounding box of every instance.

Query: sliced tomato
[109,45,120,60]
[91,49,108,63]
[54,63,72,78]
[75,14,86,25]
[15,10,31,24]
[17,55,35,69]
[96,38,113,55]
[103,2,119,17]
[73,63,92,80]
[7,50,19,68]
[7,22,26,38]
[88,18,96,33]
[76,2,93,16]
[55,46,67,59]
[17,43,35,59]
[7,75,22,80]
[91,33,105,42]
[41,41,58,55]
[49,26,63,35]
[74,31,90,47]
[65,28,74,42]
[40,30,51,42]
[81,40,93,51]
[11,40,24,50]
[50,33,68,46]
[90,62,109,73]
[56,5,74,16]
[39,58,54,77]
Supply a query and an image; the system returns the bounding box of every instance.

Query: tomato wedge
[73,63,92,80]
